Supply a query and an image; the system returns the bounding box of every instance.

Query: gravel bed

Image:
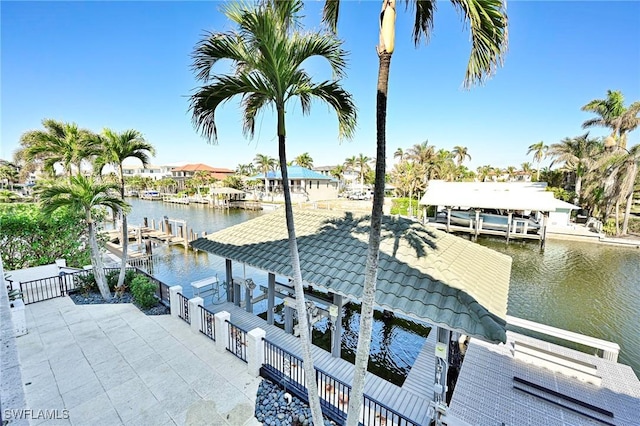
[69,291,169,315]
[255,379,337,426]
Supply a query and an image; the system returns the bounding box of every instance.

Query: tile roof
[251,166,333,180]
[173,163,234,173]
[191,209,512,343]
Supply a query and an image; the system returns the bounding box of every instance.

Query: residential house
[171,163,234,191]
[252,166,338,201]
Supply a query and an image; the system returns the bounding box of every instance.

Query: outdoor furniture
[190,275,222,305]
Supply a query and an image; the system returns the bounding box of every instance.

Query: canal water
[124,198,640,378]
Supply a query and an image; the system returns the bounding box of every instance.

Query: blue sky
[2,1,639,172]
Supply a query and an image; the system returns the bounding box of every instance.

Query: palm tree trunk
[277,108,323,425]
[88,217,110,300]
[117,167,128,291]
[575,175,582,204]
[346,50,391,426]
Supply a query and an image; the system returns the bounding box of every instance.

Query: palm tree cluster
[15,118,155,299]
[529,90,639,235]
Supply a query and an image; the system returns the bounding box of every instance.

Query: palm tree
[189,2,356,422]
[93,129,155,292]
[527,141,548,181]
[505,166,517,181]
[37,175,129,300]
[451,145,471,166]
[235,163,256,176]
[330,164,345,190]
[582,90,640,150]
[407,141,436,183]
[547,133,601,204]
[20,119,100,179]
[322,1,507,421]
[294,152,314,169]
[393,147,404,162]
[254,154,277,193]
[355,153,372,187]
[0,164,19,190]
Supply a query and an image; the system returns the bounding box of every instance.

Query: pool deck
[15,297,261,426]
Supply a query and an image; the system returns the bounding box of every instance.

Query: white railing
[506,315,620,362]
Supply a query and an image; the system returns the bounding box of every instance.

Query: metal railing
[226,320,247,362]
[134,268,170,306]
[177,292,190,324]
[261,339,420,426]
[199,305,215,341]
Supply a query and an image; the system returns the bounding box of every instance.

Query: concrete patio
[15,297,262,426]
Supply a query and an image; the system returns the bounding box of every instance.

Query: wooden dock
[205,302,434,424]
[426,221,543,242]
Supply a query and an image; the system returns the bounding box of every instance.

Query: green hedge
[130,275,157,309]
[390,198,422,216]
[0,204,91,270]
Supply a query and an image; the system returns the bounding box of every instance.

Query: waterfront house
[171,163,234,191]
[122,164,173,181]
[251,166,338,201]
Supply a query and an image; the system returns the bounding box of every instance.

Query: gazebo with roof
[190,209,512,403]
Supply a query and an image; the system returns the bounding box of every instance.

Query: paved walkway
[15,297,262,426]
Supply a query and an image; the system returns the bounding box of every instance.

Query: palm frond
[321,0,340,33]
[192,31,250,82]
[451,0,508,88]
[289,32,347,78]
[242,92,271,138]
[299,81,357,140]
[405,0,436,45]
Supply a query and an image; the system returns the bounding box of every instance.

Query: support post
[169,285,183,318]
[225,259,233,303]
[189,297,203,334]
[234,279,242,307]
[245,282,253,314]
[540,212,548,251]
[474,209,481,241]
[434,326,451,404]
[331,294,343,358]
[214,311,230,353]
[143,217,148,227]
[506,211,512,244]
[267,273,275,325]
[446,207,452,233]
[284,306,294,334]
[246,328,266,377]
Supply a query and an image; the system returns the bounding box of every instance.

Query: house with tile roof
[251,166,338,201]
[171,163,235,191]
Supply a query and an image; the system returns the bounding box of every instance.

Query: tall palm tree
[37,175,129,300]
[94,129,155,292]
[189,1,356,422]
[294,152,314,169]
[20,119,100,179]
[582,90,640,150]
[0,164,19,190]
[355,153,372,187]
[548,133,601,204]
[527,141,548,181]
[254,154,277,193]
[451,145,471,166]
[407,141,436,183]
[322,1,507,422]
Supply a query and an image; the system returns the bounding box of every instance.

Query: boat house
[191,209,512,417]
[419,180,580,246]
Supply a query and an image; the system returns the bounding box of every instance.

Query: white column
[189,297,204,334]
[246,328,266,377]
[214,311,230,353]
[169,285,183,318]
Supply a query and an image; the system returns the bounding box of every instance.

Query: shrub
[390,197,423,216]
[130,275,157,310]
[74,272,98,294]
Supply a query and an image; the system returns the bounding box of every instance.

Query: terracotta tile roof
[172,163,234,173]
[191,209,511,343]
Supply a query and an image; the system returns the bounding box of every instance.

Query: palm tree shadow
[318,211,437,259]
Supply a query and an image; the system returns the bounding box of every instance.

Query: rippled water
[125,199,640,377]
[478,237,640,375]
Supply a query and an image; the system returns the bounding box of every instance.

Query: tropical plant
[93,129,155,291]
[37,175,129,300]
[547,133,601,204]
[355,153,372,187]
[235,163,256,176]
[294,152,314,169]
[322,0,507,420]
[451,145,471,166]
[189,1,356,422]
[0,164,19,190]
[19,119,100,179]
[527,141,548,181]
[393,147,404,162]
[582,90,640,150]
[155,177,176,194]
[222,175,245,190]
[330,165,345,190]
[254,154,278,193]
